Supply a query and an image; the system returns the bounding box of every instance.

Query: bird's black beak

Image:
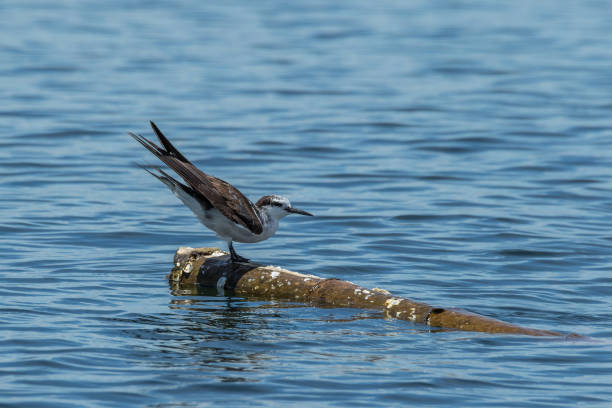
[287,207,313,216]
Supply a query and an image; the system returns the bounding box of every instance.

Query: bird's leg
[228,242,249,263]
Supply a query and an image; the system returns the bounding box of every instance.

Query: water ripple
[1,1,612,407]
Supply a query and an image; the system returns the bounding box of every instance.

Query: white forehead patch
[271,195,291,207]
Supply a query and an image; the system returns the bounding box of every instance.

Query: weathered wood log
[170,247,577,337]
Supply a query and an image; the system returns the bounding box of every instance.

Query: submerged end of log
[170,247,581,338]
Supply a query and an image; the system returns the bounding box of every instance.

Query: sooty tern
[129,121,313,263]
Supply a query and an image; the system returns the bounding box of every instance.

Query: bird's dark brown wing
[129,122,263,235]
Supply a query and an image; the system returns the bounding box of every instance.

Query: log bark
[170,247,577,337]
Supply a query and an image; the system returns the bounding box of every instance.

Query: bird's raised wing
[130,121,263,235]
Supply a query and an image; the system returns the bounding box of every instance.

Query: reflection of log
[171,247,573,337]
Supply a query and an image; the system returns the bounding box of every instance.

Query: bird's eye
[272,202,283,207]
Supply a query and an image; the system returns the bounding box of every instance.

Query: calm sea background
[2,1,612,407]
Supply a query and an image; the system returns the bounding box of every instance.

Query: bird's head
[255,195,313,221]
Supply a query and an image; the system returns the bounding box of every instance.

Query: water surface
[1,1,612,407]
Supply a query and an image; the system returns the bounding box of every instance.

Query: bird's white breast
[198,207,279,243]
[171,184,280,243]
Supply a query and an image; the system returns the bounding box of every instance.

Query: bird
[129,121,313,263]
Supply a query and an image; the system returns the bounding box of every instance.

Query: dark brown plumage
[129,121,264,235]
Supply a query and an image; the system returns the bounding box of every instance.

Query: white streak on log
[385,298,402,308]
[373,288,391,295]
[176,247,194,256]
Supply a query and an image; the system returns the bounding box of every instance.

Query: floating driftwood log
[171,247,573,337]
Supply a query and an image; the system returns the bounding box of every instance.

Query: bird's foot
[228,242,250,263]
[230,253,250,263]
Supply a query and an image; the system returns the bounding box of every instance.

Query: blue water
[2,1,612,406]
